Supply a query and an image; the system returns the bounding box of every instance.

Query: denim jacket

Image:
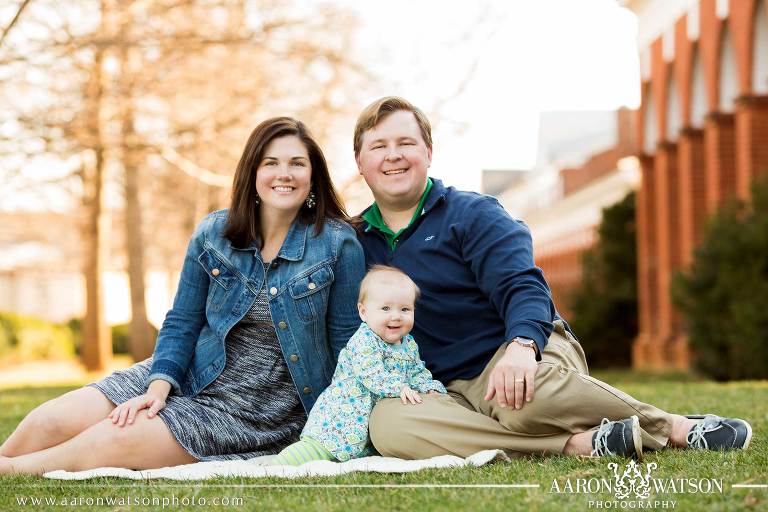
[147,210,365,413]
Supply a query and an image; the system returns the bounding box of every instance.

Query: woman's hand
[400,386,422,405]
[109,380,171,427]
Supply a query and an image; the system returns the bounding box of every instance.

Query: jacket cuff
[147,359,186,393]
[146,373,182,394]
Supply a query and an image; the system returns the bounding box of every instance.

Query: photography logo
[608,460,657,500]
[550,460,724,509]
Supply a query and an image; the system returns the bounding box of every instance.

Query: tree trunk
[123,113,153,361]
[80,28,111,371]
[119,2,154,361]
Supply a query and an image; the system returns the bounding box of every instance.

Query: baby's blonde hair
[358,265,420,304]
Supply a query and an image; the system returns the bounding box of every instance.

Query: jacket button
[308,282,316,290]
[289,354,299,362]
[211,268,220,276]
[278,321,287,329]
[270,287,278,296]
[303,386,312,394]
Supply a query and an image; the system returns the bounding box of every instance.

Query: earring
[254,193,260,205]
[305,190,316,209]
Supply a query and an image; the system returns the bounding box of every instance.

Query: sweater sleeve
[405,337,447,394]
[460,196,556,357]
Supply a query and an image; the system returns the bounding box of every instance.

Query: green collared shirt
[362,178,433,250]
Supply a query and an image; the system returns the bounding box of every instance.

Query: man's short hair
[353,96,433,156]
[358,264,421,304]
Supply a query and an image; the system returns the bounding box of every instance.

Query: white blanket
[43,450,508,481]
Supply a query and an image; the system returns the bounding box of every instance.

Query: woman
[0,117,365,474]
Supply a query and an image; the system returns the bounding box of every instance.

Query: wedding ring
[514,379,524,382]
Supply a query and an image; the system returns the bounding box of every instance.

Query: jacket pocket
[289,264,334,322]
[198,249,238,288]
[198,248,238,311]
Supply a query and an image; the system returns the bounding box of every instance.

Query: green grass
[1,374,766,511]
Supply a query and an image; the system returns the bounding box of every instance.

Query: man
[353,96,751,460]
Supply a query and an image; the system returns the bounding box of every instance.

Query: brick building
[488,1,766,370]
[630,0,768,369]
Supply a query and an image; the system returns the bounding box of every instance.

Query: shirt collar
[362,178,436,235]
[421,177,447,213]
[360,322,410,355]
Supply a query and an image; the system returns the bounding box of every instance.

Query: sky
[0,0,641,209]
[336,0,641,191]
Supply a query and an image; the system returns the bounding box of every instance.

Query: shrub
[66,317,82,355]
[0,312,77,363]
[567,192,637,368]
[66,318,157,355]
[672,175,768,380]
[111,322,161,354]
[0,316,14,359]
[0,312,160,364]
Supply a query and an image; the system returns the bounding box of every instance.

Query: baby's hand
[400,386,422,405]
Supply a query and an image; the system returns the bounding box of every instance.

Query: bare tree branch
[159,146,231,187]
[0,0,32,48]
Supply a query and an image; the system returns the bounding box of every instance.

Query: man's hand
[483,343,537,409]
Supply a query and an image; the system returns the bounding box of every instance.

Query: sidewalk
[0,356,134,390]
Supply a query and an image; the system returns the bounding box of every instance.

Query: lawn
[1,373,766,511]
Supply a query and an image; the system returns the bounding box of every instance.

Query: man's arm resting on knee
[484,341,538,410]
[461,196,555,355]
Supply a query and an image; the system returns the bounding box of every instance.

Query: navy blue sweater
[357,178,562,383]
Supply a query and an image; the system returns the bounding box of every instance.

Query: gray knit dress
[90,276,307,461]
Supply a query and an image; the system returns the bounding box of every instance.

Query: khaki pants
[369,322,673,459]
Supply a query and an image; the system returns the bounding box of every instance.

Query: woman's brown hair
[224,117,348,248]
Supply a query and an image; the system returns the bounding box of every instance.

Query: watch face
[515,337,534,347]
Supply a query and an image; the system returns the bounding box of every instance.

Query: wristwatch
[512,336,537,354]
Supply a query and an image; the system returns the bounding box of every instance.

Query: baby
[273,265,446,465]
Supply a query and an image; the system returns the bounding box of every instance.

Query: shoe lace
[591,418,614,456]
[686,416,721,450]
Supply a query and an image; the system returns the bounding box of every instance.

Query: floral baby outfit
[301,322,446,461]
